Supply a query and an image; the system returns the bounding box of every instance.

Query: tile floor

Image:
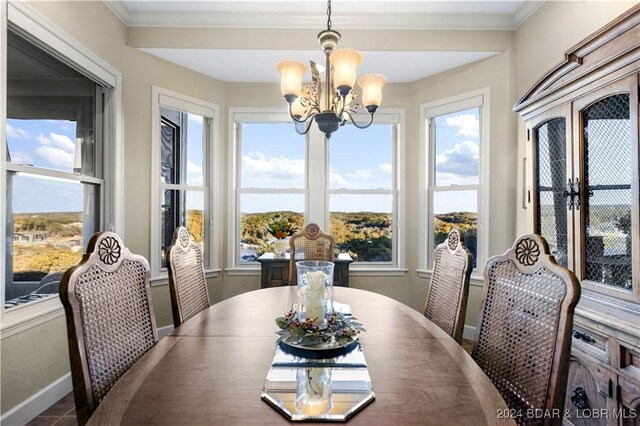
[26,392,76,426]
[27,339,475,425]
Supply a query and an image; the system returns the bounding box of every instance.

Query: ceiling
[105,1,543,30]
[105,1,539,83]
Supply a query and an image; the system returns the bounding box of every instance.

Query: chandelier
[276,0,387,138]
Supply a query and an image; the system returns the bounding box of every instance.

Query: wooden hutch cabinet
[514,6,639,425]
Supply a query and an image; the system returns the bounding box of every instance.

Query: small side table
[256,253,353,288]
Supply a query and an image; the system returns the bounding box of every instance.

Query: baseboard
[0,373,72,426]
[463,325,476,341]
[157,324,174,339]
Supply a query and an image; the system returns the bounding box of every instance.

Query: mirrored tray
[261,367,375,422]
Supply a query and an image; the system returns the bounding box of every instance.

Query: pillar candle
[305,270,326,324]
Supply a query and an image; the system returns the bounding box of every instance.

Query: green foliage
[275,310,365,347]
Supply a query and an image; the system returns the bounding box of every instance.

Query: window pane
[186,113,204,186]
[241,123,305,189]
[434,108,479,186]
[6,30,97,175]
[329,194,393,262]
[160,109,205,186]
[433,190,478,268]
[329,124,393,189]
[161,190,204,268]
[239,193,304,262]
[6,174,86,306]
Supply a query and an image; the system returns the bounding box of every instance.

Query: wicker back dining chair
[423,228,472,344]
[288,223,336,286]
[59,232,158,426]
[472,234,580,426]
[166,227,210,327]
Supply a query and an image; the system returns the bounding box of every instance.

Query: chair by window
[472,234,580,426]
[166,227,210,327]
[59,232,158,425]
[423,229,472,344]
[288,223,336,286]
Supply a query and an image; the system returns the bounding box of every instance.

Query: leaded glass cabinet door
[531,106,573,269]
[573,75,639,301]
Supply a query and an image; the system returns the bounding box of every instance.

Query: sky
[240,109,480,214]
[6,108,482,215]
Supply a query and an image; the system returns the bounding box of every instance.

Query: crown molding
[102,2,544,30]
[103,0,132,26]
[512,1,544,29]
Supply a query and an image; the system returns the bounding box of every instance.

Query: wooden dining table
[88,287,514,425]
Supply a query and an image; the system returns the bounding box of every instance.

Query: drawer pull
[572,330,596,344]
[571,387,590,410]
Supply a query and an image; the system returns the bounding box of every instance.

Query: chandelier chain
[326,0,332,30]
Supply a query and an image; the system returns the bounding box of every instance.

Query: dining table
[88,287,515,425]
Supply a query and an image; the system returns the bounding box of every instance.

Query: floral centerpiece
[267,219,298,256]
[276,310,365,348]
[267,219,298,240]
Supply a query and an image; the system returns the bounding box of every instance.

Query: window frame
[0,1,123,335]
[227,108,406,275]
[228,109,308,273]
[418,88,490,285]
[326,111,405,272]
[150,86,220,283]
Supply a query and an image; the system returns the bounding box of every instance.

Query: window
[328,122,398,264]
[151,87,218,280]
[2,19,120,314]
[420,90,489,274]
[232,113,306,265]
[229,109,404,273]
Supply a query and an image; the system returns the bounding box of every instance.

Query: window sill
[416,269,485,287]
[1,296,65,340]
[151,268,221,286]
[349,268,408,277]
[225,267,261,276]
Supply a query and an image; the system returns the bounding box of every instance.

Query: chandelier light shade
[277,60,307,102]
[276,0,386,138]
[330,48,362,94]
[358,73,387,112]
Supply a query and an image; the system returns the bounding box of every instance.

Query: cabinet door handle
[571,387,590,410]
[572,329,596,344]
[563,178,574,210]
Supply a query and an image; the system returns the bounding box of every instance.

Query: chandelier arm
[287,102,320,124]
[343,109,375,129]
[294,119,315,135]
[335,93,348,120]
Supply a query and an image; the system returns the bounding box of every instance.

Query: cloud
[37,132,76,152]
[378,163,392,173]
[186,160,203,185]
[347,169,374,180]
[329,167,349,188]
[242,152,304,186]
[35,146,74,168]
[436,140,479,177]
[6,123,32,140]
[445,114,479,137]
[9,151,33,164]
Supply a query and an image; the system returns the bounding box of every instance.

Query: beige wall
[513,1,638,235]
[408,50,518,324]
[3,0,637,418]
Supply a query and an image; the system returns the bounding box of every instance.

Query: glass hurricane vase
[296,261,334,327]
